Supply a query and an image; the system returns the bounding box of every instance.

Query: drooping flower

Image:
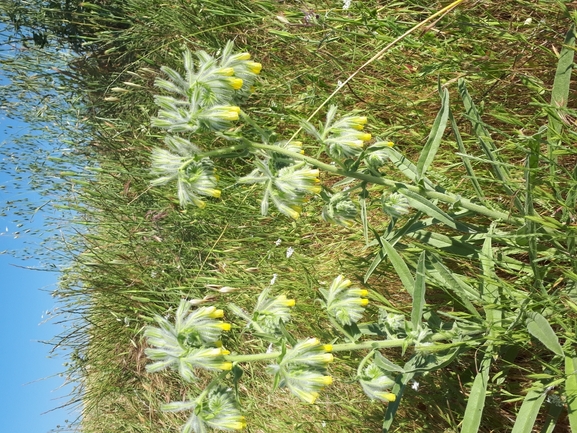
[268,338,334,403]
[382,191,410,218]
[359,362,396,402]
[144,300,232,381]
[320,275,369,326]
[162,387,246,433]
[322,192,358,227]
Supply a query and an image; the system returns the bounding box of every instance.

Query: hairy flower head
[320,275,369,326]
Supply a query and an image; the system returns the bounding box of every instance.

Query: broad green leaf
[400,188,477,233]
[417,87,449,180]
[510,386,547,433]
[411,251,426,330]
[380,239,415,297]
[525,312,564,357]
[565,356,577,431]
[461,348,492,433]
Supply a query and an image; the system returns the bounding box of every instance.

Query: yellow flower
[215,67,235,76]
[227,77,244,90]
[247,61,262,74]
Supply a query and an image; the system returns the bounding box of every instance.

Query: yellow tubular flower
[376,392,397,402]
[217,361,233,371]
[233,52,251,61]
[227,77,244,90]
[246,61,262,74]
[348,289,369,297]
[215,67,235,76]
[359,132,372,141]
[322,344,333,352]
[209,308,224,318]
[219,323,232,331]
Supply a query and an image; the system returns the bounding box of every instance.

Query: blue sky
[0,83,75,431]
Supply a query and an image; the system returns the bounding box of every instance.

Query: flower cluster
[269,338,334,403]
[382,191,410,218]
[322,192,358,227]
[320,275,369,326]
[301,105,372,161]
[151,140,220,208]
[144,300,232,382]
[239,148,321,219]
[150,42,262,209]
[364,141,395,169]
[151,42,260,133]
[252,290,296,335]
[162,387,245,433]
[359,362,397,402]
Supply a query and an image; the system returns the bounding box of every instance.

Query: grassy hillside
[3,1,577,432]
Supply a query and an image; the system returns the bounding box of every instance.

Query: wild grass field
[2,0,577,432]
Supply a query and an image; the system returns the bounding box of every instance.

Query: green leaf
[428,254,481,316]
[380,239,415,297]
[458,79,522,212]
[481,227,502,328]
[565,356,577,431]
[510,386,547,433]
[460,348,492,433]
[417,87,449,180]
[411,251,426,330]
[381,146,436,189]
[374,352,405,373]
[548,25,575,140]
[400,188,477,233]
[525,312,564,357]
[540,398,563,433]
[449,107,485,202]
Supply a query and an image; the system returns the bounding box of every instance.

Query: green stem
[189,139,523,225]
[224,330,481,363]
[246,142,523,226]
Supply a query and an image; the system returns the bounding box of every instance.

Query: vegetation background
[1,0,576,432]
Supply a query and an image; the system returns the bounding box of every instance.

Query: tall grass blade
[540,400,563,433]
[525,312,564,357]
[458,79,523,212]
[460,348,492,433]
[510,386,547,433]
[481,226,502,328]
[428,254,481,316]
[565,356,577,431]
[548,24,575,143]
[411,251,426,330]
[449,107,485,201]
[416,87,449,181]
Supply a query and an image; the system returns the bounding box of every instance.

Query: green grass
[2,0,577,432]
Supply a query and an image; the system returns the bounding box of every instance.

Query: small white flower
[411,381,419,391]
[524,17,532,25]
[286,247,295,258]
[275,238,282,246]
[270,273,278,286]
[337,80,344,89]
[342,0,352,11]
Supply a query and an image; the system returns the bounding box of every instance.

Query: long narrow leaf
[449,106,485,201]
[400,188,477,233]
[566,356,577,431]
[458,79,523,212]
[510,386,547,433]
[525,312,564,357]
[417,87,450,180]
[380,239,415,296]
[411,251,426,329]
[481,226,502,328]
[460,348,493,433]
